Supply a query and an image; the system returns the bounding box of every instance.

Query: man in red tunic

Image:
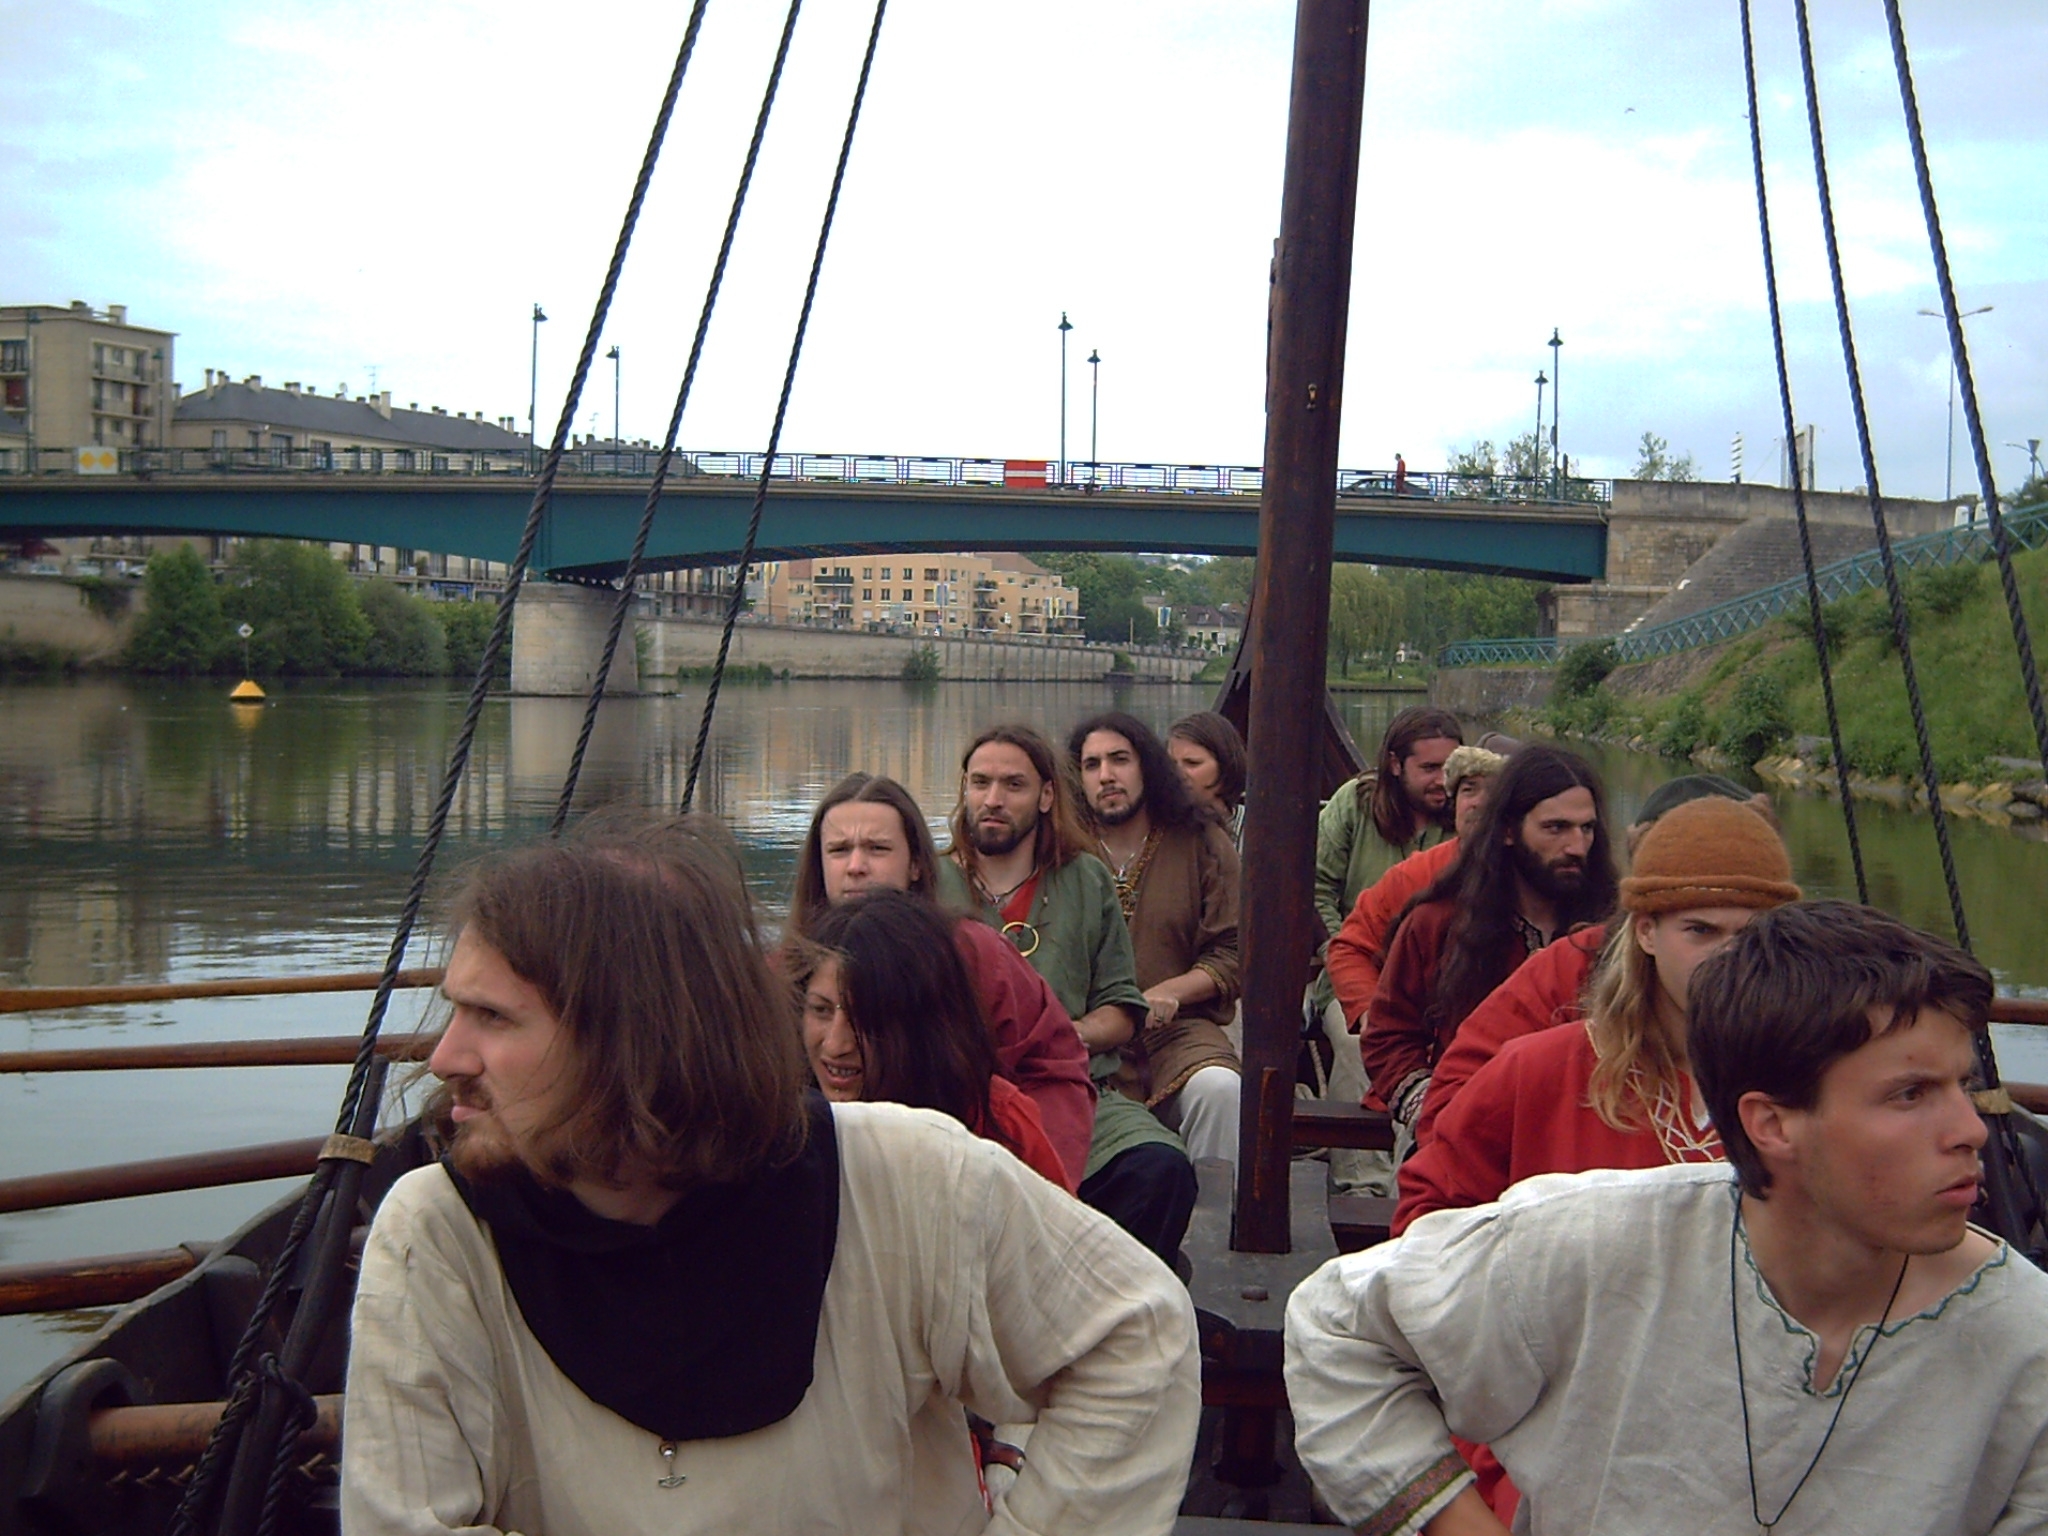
[1359,745,1616,1134]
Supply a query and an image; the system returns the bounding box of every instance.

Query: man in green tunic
[936,723,1198,1265]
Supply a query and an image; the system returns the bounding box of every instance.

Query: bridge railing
[0,445,1613,507]
[1436,499,2048,669]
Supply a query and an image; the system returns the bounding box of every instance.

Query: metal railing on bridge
[1437,499,2048,669]
[0,444,1613,507]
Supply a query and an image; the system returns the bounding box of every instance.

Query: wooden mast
[1233,0,1372,1254]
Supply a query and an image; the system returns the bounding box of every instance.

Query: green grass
[1553,544,2048,780]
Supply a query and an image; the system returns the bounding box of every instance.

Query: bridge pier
[510,581,640,697]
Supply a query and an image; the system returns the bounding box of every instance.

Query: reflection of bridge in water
[0,448,1612,582]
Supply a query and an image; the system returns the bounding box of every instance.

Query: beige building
[169,373,528,464]
[755,552,1082,637]
[1,300,177,464]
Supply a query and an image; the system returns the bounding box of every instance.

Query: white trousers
[1155,1064,1242,1172]
[1321,997,1396,1196]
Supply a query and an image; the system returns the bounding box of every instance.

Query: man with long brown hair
[342,814,1200,1535]
[1312,706,1462,1192]
[1361,745,1616,1135]
[935,723,1198,1264]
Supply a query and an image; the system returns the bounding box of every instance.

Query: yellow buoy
[229,679,267,702]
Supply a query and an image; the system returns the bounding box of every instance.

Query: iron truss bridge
[0,444,1614,508]
[1438,499,2048,669]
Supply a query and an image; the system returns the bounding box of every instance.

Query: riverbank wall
[509,581,1208,695]
[0,573,138,667]
[1429,665,1554,715]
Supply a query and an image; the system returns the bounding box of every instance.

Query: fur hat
[1619,796,1800,915]
[1442,744,1508,798]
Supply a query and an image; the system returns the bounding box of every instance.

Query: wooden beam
[0,1246,207,1316]
[0,1032,436,1075]
[89,1395,342,1464]
[0,967,442,1015]
[0,1138,326,1215]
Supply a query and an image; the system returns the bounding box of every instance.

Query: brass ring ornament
[1001,920,1040,958]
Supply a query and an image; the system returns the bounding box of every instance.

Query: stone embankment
[1429,666,1554,714]
[0,573,138,666]
[1751,746,2048,827]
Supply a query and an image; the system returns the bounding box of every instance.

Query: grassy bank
[1540,540,2048,784]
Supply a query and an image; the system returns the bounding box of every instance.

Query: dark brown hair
[432,812,810,1190]
[1167,710,1247,813]
[1689,901,1994,1198]
[1396,743,1617,1043]
[788,773,939,939]
[1370,705,1465,846]
[790,890,1012,1153]
[1067,711,1208,831]
[947,722,1093,871]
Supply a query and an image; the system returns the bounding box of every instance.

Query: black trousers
[1077,1141,1198,1265]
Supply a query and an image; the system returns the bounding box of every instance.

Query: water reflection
[2,677,2045,1401]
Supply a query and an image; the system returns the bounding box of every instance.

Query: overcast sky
[6,0,2043,500]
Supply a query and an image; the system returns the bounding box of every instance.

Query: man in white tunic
[1285,900,2048,1535]
[341,816,1200,1536]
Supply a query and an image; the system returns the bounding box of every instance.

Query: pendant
[658,1441,687,1489]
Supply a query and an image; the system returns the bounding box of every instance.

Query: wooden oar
[0,1138,328,1216]
[0,967,443,1015]
[91,1394,342,1463]
[0,1033,436,1075]
[0,1246,209,1316]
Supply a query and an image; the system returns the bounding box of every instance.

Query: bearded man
[1360,744,1617,1137]
[341,815,1199,1535]
[934,723,1199,1265]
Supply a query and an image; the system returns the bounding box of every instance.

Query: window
[924,588,935,603]
[924,568,939,581]
[862,589,873,601]
[862,567,872,579]
[248,430,263,450]
[881,589,892,601]
[880,567,892,580]
[0,340,25,372]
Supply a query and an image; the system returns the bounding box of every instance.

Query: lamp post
[1533,370,1547,481]
[1057,312,1073,487]
[605,345,621,450]
[529,302,548,460]
[1547,327,1563,493]
[1918,304,1991,501]
[1088,348,1101,478]
[2011,439,2044,484]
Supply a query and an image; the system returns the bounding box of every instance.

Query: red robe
[1325,838,1460,1031]
[1412,924,1606,1147]
[986,1075,1077,1191]
[1360,900,1530,1111]
[953,918,1095,1187]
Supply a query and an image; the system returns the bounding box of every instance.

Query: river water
[3,676,2046,1400]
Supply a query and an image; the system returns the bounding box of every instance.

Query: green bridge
[0,450,1611,583]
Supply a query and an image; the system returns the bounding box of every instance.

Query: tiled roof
[175,383,528,451]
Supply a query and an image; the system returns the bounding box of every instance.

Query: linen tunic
[1286,1162,2048,1536]
[342,1102,1200,1536]
[1113,819,1242,1107]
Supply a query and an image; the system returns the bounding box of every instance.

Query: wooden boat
[5,0,2044,1529]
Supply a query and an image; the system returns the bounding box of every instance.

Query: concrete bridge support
[509,581,640,697]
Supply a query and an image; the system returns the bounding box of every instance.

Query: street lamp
[1548,327,1563,491]
[1533,370,1548,481]
[1088,348,1101,478]
[1057,312,1073,487]
[2010,439,2044,484]
[1918,304,1991,501]
[605,344,621,451]
[529,302,548,458]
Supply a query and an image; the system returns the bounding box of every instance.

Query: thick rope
[682,0,892,812]
[171,14,714,1531]
[1791,0,1969,953]
[1736,0,1867,903]
[552,0,799,833]
[1881,0,2048,779]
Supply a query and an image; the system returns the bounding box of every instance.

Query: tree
[127,544,227,674]
[1633,431,1699,482]
[1036,552,1158,643]
[359,580,448,676]
[438,599,505,682]
[221,540,371,675]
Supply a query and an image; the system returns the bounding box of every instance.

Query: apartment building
[0,301,177,461]
[758,552,1083,636]
[169,373,527,464]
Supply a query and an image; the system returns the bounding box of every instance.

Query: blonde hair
[1583,919,1685,1132]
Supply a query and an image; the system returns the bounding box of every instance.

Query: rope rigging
[1879,0,2048,782]
[171,7,718,1529]
[552,0,807,833]
[682,0,894,813]
[1788,0,1970,953]
[1783,0,2043,1260]
[1734,0,1868,905]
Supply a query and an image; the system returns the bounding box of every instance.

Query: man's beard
[436,1078,523,1183]
[971,804,1037,856]
[1094,790,1144,827]
[1512,838,1588,904]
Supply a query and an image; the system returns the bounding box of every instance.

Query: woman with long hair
[790,889,1075,1191]
[1165,710,1247,841]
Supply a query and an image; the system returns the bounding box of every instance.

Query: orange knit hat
[1619,795,1800,915]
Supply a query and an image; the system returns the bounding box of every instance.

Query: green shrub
[221,540,371,676]
[359,580,448,676]
[900,644,942,683]
[1654,694,1710,758]
[128,545,228,674]
[437,599,507,683]
[1554,640,1618,700]
[1110,650,1136,674]
[1719,672,1791,767]
[1906,561,1981,620]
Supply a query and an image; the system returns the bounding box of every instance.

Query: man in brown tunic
[1068,712,1243,1175]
